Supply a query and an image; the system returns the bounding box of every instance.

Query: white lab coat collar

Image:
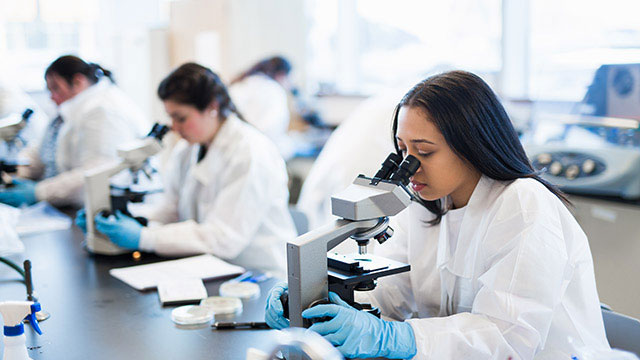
[58,79,110,123]
[436,175,503,279]
[190,116,240,186]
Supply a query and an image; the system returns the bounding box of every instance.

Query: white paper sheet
[157,277,208,305]
[16,202,72,236]
[0,203,23,256]
[109,254,245,291]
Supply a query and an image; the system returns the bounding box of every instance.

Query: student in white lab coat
[265,71,610,359]
[0,55,147,208]
[228,56,294,160]
[78,63,296,276]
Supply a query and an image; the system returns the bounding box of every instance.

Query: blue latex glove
[302,292,417,359]
[94,210,142,250]
[75,209,87,233]
[0,178,37,207]
[265,282,290,329]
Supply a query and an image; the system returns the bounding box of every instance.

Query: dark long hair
[230,56,292,85]
[392,70,569,225]
[45,55,115,85]
[157,62,244,121]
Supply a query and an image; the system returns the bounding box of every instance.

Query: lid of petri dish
[219,281,260,299]
[171,305,214,325]
[200,296,243,315]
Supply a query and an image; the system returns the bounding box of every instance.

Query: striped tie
[39,115,64,179]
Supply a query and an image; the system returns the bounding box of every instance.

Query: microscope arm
[83,160,133,254]
[286,218,379,327]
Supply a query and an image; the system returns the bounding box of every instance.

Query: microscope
[0,109,34,187]
[284,153,420,328]
[83,123,169,255]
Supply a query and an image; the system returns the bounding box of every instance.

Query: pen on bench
[212,321,270,330]
[230,271,253,282]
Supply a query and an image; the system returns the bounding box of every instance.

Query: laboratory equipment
[171,305,214,325]
[0,259,49,322]
[0,109,33,144]
[284,153,419,328]
[219,280,260,299]
[200,296,243,315]
[245,328,343,360]
[582,64,640,119]
[0,109,33,187]
[0,301,42,360]
[524,114,640,200]
[83,123,169,255]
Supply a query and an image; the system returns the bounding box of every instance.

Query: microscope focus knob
[374,227,394,244]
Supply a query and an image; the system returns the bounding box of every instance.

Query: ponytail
[45,55,115,85]
[230,56,292,85]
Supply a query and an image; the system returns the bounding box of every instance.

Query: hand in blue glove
[265,282,290,329]
[94,210,142,250]
[0,178,37,207]
[302,292,417,359]
[75,209,87,233]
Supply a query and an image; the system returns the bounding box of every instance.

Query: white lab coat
[296,89,405,232]
[138,115,297,277]
[18,79,148,207]
[363,175,610,359]
[229,74,294,160]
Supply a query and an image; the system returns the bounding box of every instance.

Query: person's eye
[417,151,433,158]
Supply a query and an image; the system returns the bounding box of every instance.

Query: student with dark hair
[265,71,610,359]
[0,55,147,208]
[229,56,294,159]
[77,63,296,276]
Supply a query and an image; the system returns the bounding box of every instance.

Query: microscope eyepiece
[373,153,403,180]
[147,123,170,141]
[21,109,34,121]
[389,155,420,186]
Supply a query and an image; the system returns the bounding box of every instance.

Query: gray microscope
[0,109,33,187]
[83,123,169,255]
[284,153,420,328]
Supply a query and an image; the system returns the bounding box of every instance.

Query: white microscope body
[0,109,33,186]
[0,109,31,143]
[83,124,168,255]
[286,154,419,328]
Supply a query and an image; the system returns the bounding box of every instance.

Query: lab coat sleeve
[34,107,134,207]
[16,146,44,180]
[356,207,417,321]
[407,203,571,359]
[140,152,276,259]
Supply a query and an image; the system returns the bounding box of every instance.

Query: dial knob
[582,159,596,174]
[536,153,552,165]
[565,164,580,180]
[549,161,563,176]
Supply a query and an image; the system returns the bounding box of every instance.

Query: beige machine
[569,196,640,319]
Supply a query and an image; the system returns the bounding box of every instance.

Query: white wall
[169,0,307,85]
